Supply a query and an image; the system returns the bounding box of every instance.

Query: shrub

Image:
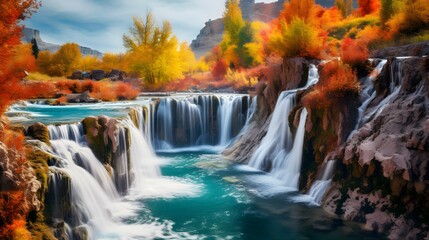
[114,82,140,100]
[304,60,360,108]
[341,37,369,67]
[211,59,228,79]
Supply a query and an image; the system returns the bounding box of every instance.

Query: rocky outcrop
[322,57,429,238]
[372,41,429,58]
[27,122,51,145]
[66,91,100,104]
[22,28,103,58]
[223,58,311,163]
[191,1,285,58]
[81,116,119,165]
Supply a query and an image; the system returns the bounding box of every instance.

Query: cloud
[24,0,272,53]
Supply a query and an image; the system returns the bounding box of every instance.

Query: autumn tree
[335,0,353,17]
[36,51,53,75]
[223,0,245,47]
[268,18,323,59]
[49,43,82,76]
[0,0,40,114]
[123,12,186,84]
[278,0,317,24]
[357,0,381,16]
[100,53,128,72]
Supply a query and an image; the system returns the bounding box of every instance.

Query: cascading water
[248,64,318,188]
[362,59,403,124]
[49,123,84,142]
[248,92,295,171]
[349,60,387,133]
[153,94,250,150]
[291,160,336,205]
[48,140,122,239]
[271,108,308,189]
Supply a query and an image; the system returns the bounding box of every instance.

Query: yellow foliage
[268,18,323,59]
[225,68,258,87]
[79,55,99,71]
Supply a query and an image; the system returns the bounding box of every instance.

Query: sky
[25,0,277,54]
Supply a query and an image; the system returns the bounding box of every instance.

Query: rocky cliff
[224,44,429,238]
[22,28,103,58]
[191,0,285,58]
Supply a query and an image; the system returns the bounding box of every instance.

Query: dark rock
[91,70,106,81]
[66,91,100,103]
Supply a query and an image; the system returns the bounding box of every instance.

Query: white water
[47,118,202,239]
[271,108,308,189]
[49,123,84,143]
[122,118,201,199]
[348,60,388,135]
[248,64,318,188]
[248,92,295,170]
[291,160,336,205]
[361,59,403,125]
[153,95,250,150]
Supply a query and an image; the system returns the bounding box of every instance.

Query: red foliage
[341,37,369,67]
[0,0,40,115]
[0,192,28,239]
[304,60,360,108]
[114,82,140,100]
[357,0,380,16]
[211,59,228,79]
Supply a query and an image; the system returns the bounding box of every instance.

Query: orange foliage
[0,192,28,239]
[277,0,317,25]
[341,37,369,67]
[0,0,40,115]
[357,0,381,16]
[211,58,228,79]
[55,96,67,105]
[304,60,360,108]
[114,82,140,100]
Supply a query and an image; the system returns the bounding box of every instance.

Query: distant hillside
[191,0,355,58]
[22,28,103,58]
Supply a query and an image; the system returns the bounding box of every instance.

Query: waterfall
[153,94,250,150]
[291,160,336,205]
[348,60,388,135]
[48,140,122,239]
[122,119,161,181]
[49,123,84,143]
[271,108,308,189]
[247,64,318,188]
[362,59,403,124]
[248,92,295,170]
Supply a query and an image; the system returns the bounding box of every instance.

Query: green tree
[31,38,39,59]
[123,12,185,84]
[222,0,245,48]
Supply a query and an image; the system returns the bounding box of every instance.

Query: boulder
[91,70,105,81]
[27,122,50,145]
[66,91,100,103]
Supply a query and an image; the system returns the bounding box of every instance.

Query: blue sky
[25,0,276,53]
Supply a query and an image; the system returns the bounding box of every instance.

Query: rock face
[22,28,103,58]
[81,116,119,165]
[224,51,429,238]
[223,58,311,163]
[191,0,285,58]
[322,57,429,238]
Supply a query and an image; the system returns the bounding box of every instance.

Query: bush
[304,60,360,108]
[341,37,369,67]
